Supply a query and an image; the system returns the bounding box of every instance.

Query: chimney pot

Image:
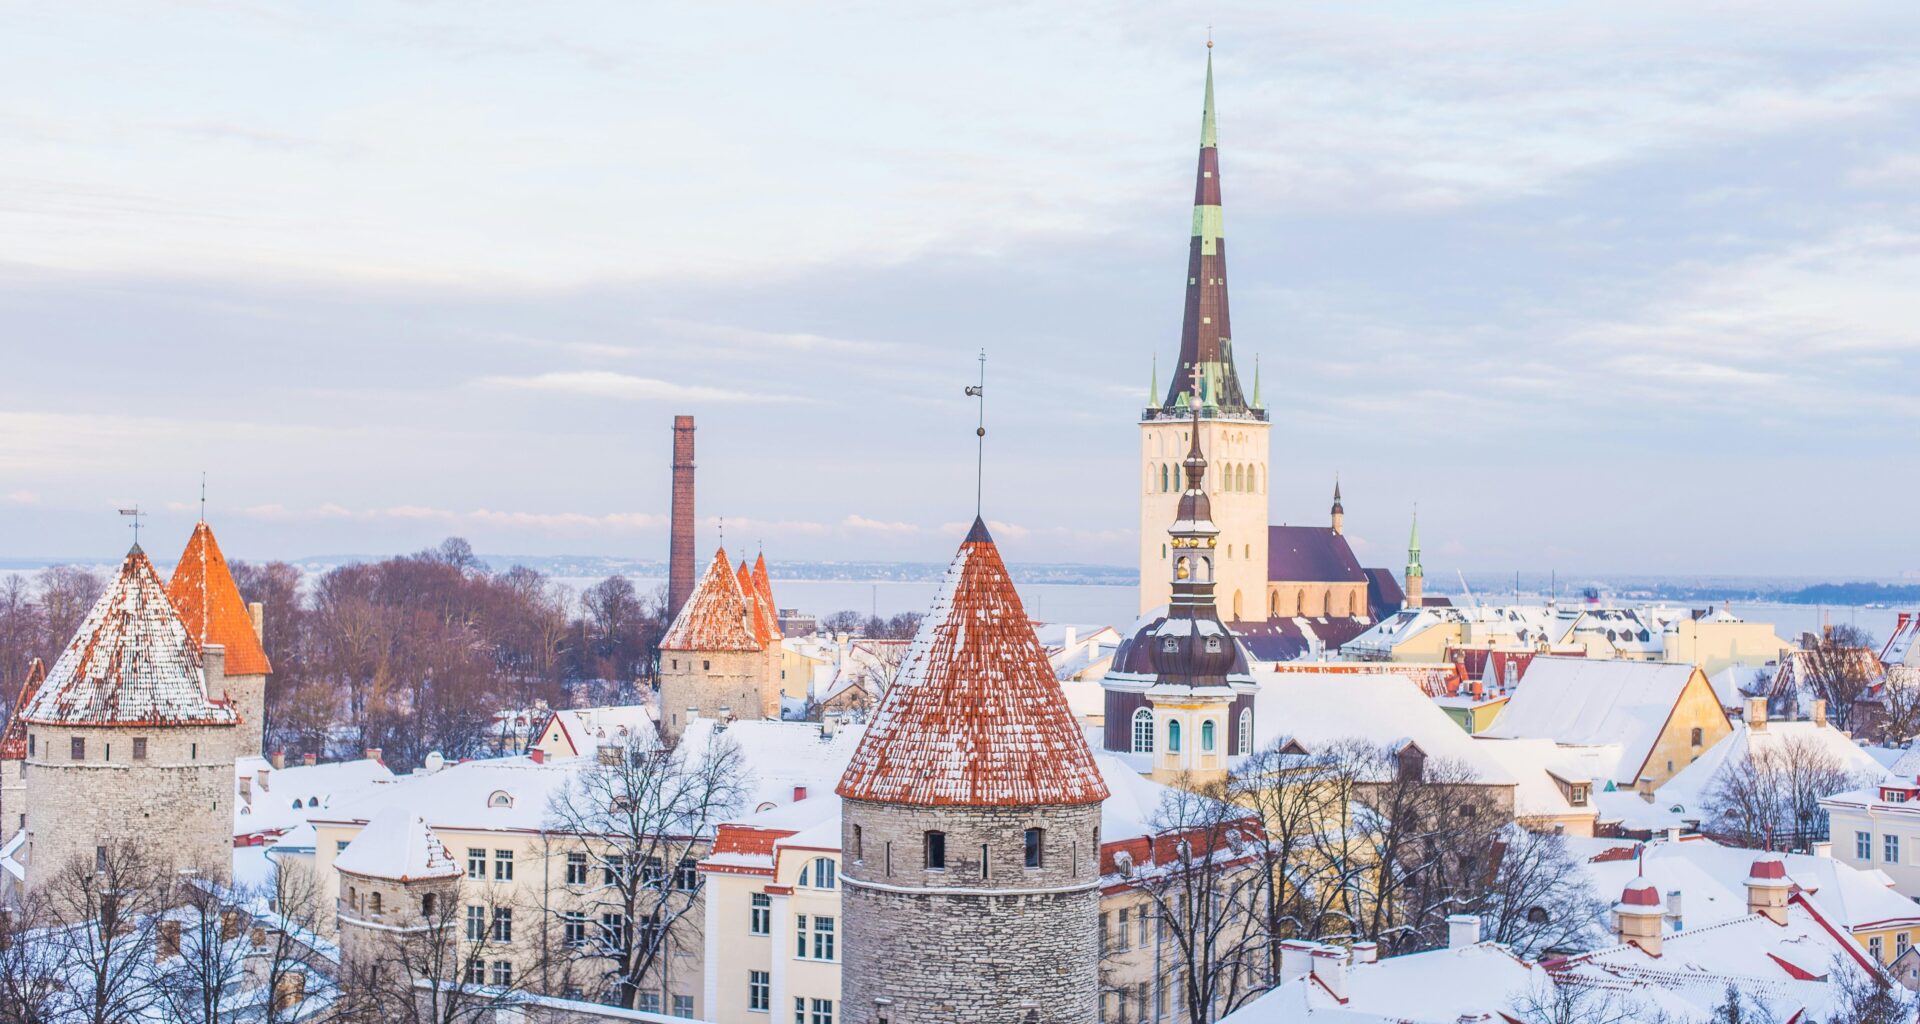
[1309,946,1348,1001]
[363,747,382,764]
[1812,698,1828,728]
[793,786,807,802]
[248,601,265,643]
[1350,940,1378,964]
[301,753,317,767]
[1747,696,1768,731]
[1279,939,1316,984]
[270,750,286,770]
[1446,913,1480,949]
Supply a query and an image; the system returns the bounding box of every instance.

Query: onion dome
[661,547,760,652]
[167,521,272,676]
[24,545,239,728]
[837,518,1109,807]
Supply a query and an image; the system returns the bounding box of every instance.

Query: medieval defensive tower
[168,520,273,757]
[837,518,1110,1024]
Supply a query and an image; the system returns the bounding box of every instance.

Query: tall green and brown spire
[1164,45,1252,415]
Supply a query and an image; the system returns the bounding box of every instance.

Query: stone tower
[1140,46,1270,619]
[1103,402,1260,783]
[335,806,462,972]
[668,416,698,622]
[838,517,1110,1024]
[21,545,239,890]
[1403,511,1424,609]
[0,658,46,846]
[168,521,274,757]
[659,547,775,739]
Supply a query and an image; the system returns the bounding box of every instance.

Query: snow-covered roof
[335,805,460,881]
[1881,613,1919,670]
[23,546,240,728]
[1482,659,1712,784]
[1656,719,1886,822]
[0,658,45,759]
[660,547,760,652]
[541,704,662,757]
[1218,942,1546,1023]
[1708,662,1774,709]
[1469,737,1605,821]
[235,756,396,839]
[837,519,1109,807]
[166,521,272,677]
[684,717,868,812]
[1250,672,1515,784]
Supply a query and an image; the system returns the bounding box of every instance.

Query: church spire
[1163,46,1252,416]
[1404,508,1425,610]
[1330,476,1345,535]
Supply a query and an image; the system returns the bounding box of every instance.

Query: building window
[466,905,485,942]
[749,970,770,1011]
[801,857,836,889]
[337,840,350,854]
[422,893,436,918]
[566,852,588,885]
[494,849,513,881]
[606,854,625,886]
[1201,720,1216,752]
[466,959,485,984]
[675,857,699,892]
[1888,834,1902,864]
[491,908,513,942]
[1024,828,1044,868]
[1872,935,1885,962]
[1237,708,1253,755]
[925,831,946,870]
[1115,908,1132,951]
[132,738,148,760]
[370,892,382,914]
[600,913,629,952]
[1902,932,1912,957]
[490,960,512,986]
[813,916,835,960]
[673,995,695,1018]
[643,856,666,884]
[1860,831,1874,861]
[1132,708,1154,753]
[750,893,771,935]
[467,848,486,879]
[70,737,84,761]
[795,914,807,957]
[804,998,833,1024]
[1690,727,1704,747]
[639,994,662,1013]
[852,825,863,860]
[1168,720,1182,753]
[564,912,587,947]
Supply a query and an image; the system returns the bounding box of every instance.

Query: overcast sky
[2,2,1917,577]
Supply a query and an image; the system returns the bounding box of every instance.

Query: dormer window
[1162,638,1179,653]
[487,791,513,809]
[1204,637,1222,653]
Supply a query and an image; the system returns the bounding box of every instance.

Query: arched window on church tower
[1132,708,1154,754]
[1168,720,1182,753]
[1238,708,1254,755]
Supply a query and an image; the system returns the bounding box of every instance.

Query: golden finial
[1206,26,1213,49]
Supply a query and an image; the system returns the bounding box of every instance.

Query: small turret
[1746,853,1790,925]
[1330,476,1344,536]
[1616,878,1664,955]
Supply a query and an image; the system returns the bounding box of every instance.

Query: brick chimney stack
[668,415,697,621]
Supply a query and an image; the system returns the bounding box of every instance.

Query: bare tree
[542,730,747,1008]
[1477,827,1610,958]
[340,880,525,1024]
[254,859,336,1024]
[154,879,257,1024]
[1799,624,1881,732]
[1825,954,1916,1024]
[1228,739,1360,976]
[42,840,178,1024]
[1869,668,1920,748]
[0,891,67,1024]
[1704,735,1868,851]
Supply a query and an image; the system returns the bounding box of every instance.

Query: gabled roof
[167,521,273,677]
[660,547,761,652]
[837,518,1109,807]
[1251,672,1514,784]
[334,805,460,882]
[0,658,46,759]
[1481,658,1714,784]
[1268,525,1368,584]
[23,546,239,728]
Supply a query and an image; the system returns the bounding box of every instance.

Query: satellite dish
[424,751,445,772]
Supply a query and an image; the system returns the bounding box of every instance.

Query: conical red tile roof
[751,554,783,643]
[737,561,774,647]
[0,658,46,760]
[837,519,1108,807]
[167,522,272,677]
[661,547,761,652]
[24,546,239,728]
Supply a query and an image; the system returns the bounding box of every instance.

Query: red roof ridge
[166,521,272,676]
[837,520,1109,807]
[661,547,761,652]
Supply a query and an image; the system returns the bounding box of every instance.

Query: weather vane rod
[965,350,986,517]
[119,505,145,546]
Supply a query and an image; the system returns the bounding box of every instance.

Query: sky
[2,1,1918,577]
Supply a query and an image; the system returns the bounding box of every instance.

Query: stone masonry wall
[226,672,267,758]
[0,760,22,847]
[660,649,767,739]
[22,722,235,890]
[841,798,1101,1024]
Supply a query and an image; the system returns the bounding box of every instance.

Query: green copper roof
[1201,49,1217,149]
[1407,510,1423,576]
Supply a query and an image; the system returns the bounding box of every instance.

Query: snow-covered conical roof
[23,546,238,728]
[0,658,45,759]
[661,547,761,652]
[335,805,460,882]
[167,522,272,677]
[837,518,1109,807]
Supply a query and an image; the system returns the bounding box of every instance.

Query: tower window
[1238,709,1254,756]
[132,738,147,760]
[1131,708,1155,754]
[70,737,84,760]
[1024,828,1044,869]
[1202,720,1217,752]
[924,831,946,870]
[1168,720,1182,753]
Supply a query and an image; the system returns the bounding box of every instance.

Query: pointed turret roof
[23,546,238,728]
[335,805,460,882]
[1163,48,1253,416]
[167,521,272,677]
[735,559,780,648]
[751,554,783,643]
[661,547,761,652]
[837,518,1108,807]
[1331,477,1344,515]
[1407,511,1423,576]
[0,658,46,760]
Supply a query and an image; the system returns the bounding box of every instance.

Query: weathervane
[965,349,986,516]
[119,505,146,546]
[199,471,208,522]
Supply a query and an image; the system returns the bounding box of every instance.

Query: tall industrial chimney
[668,415,697,620]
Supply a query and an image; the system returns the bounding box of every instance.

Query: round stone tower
[335,806,462,972]
[837,517,1110,1024]
[20,544,239,890]
[168,521,274,758]
[659,547,774,739]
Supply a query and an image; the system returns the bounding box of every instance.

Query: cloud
[471,370,799,404]
[841,515,923,535]
[3,490,38,505]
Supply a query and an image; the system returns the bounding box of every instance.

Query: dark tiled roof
[1110,613,1254,677]
[1268,526,1368,584]
[1225,616,1373,662]
[1363,567,1405,620]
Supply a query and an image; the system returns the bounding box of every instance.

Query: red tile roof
[661,548,761,652]
[166,522,273,677]
[737,561,779,648]
[0,658,46,760]
[751,554,783,643]
[23,546,239,728]
[837,518,1108,807]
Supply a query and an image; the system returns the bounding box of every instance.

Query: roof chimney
[1812,698,1828,728]
[363,747,382,764]
[1279,939,1316,984]
[530,748,545,764]
[1447,913,1481,949]
[1746,853,1790,925]
[667,416,697,621]
[1308,946,1348,1002]
[793,785,808,802]
[1616,879,1664,956]
[248,601,265,644]
[1350,941,1378,965]
[271,750,285,771]
[1746,696,1767,732]
[302,752,316,767]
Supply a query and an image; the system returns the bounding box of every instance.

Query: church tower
[1330,478,1345,536]
[838,518,1109,1024]
[1140,46,1270,618]
[1403,511,1424,609]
